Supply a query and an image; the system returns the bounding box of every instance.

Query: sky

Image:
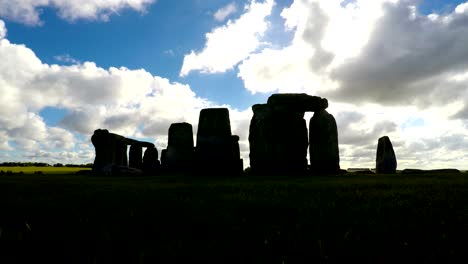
[0,0,468,170]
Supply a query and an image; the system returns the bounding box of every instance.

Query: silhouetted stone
[161,149,167,170]
[91,129,155,175]
[164,122,195,172]
[376,136,397,174]
[267,93,328,113]
[276,110,308,173]
[249,94,332,175]
[197,108,232,137]
[129,145,143,169]
[195,108,242,174]
[249,104,274,174]
[91,129,112,173]
[249,103,308,174]
[143,146,159,173]
[91,129,129,174]
[309,109,340,174]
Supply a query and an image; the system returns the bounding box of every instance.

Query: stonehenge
[249,93,339,174]
[89,93,404,176]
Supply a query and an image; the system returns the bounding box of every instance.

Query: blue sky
[1,0,468,169]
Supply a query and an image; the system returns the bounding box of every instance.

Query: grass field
[0,166,91,174]
[0,172,467,263]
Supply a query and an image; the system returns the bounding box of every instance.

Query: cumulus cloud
[180,0,275,76]
[0,22,255,165]
[0,23,214,163]
[234,0,468,169]
[214,3,238,22]
[0,0,155,25]
[238,0,468,107]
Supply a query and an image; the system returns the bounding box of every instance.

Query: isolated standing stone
[309,109,340,174]
[129,145,143,169]
[376,136,397,174]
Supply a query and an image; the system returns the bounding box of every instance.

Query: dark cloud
[59,110,99,135]
[302,1,335,71]
[328,2,468,106]
[452,102,468,120]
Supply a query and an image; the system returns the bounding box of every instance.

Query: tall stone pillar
[376,136,397,174]
[129,145,143,169]
[195,108,242,174]
[309,109,340,174]
[164,122,195,172]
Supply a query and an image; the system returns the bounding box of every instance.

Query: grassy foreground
[0,166,91,174]
[0,173,467,263]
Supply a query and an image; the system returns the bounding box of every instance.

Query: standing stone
[161,149,168,170]
[91,129,155,175]
[164,122,195,172]
[143,146,160,173]
[309,109,340,174]
[91,129,128,173]
[195,108,242,174]
[275,110,308,173]
[91,129,113,174]
[376,136,397,174]
[249,104,275,174]
[249,102,309,174]
[129,145,143,169]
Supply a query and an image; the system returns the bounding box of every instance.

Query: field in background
[0,166,91,174]
[0,173,466,262]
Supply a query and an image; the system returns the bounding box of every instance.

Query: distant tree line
[0,162,93,168]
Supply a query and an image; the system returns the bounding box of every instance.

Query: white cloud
[180,0,275,76]
[214,2,238,22]
[232,0,468,169]
[238,0,391,96]
[0,23,221,164]
[0,19,6,39]
[0,0,155,25]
